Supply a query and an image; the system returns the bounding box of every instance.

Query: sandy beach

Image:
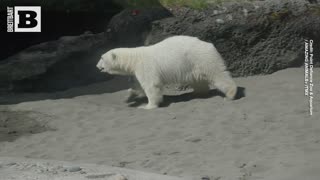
[0,68,319,180]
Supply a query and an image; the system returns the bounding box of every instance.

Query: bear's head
[97,50,124,75]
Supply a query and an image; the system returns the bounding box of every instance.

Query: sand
[0,68,319,180]
[0,157,187,180]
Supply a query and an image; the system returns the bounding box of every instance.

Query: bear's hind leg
[126,79,146,102]
[211,71,237,100]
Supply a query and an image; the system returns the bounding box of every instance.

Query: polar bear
[97,36,237,109]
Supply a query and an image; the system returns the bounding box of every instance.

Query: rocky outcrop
[0,0,121,60]
[146,0,320,77]
[0,5,172,93]
[0,32,110,92]
[105,6,172,47]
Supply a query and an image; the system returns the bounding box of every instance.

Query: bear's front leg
[139,85,163,110]
[126,88,146,103]
[211,71,237,100]
[126,77,146,103]
[135,70,163,109]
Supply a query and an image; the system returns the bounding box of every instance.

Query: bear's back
[151,36,213,57]
[158,35,204,47]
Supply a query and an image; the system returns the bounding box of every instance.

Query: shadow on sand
[128,87,246,108]
[0,76,131,105]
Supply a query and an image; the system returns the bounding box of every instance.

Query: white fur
[97,36,237,109]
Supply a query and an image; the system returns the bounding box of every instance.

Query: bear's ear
[111,53,117,60]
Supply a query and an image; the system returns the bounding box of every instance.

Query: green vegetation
[269,9,290,20]
[160,0,209,9]
[310,6,320,15]
[113,0,162,8]
[114,0,209,9]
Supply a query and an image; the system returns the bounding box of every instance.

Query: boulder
[146,0,320,77]
[0,32,110,93]
[105,6,172,47]
[0,5,171,93]
[0,0,122,60]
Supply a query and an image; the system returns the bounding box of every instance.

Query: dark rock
[146,1,320,77]
[0,33,111,93]
[86,174,115,179]
[105,6,172,47]
[307,0,318,4]
[185,137,202,143]
[201,176,211,180]
[5,162,17,166]
[0,0,122,60]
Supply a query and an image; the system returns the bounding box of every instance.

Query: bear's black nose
[96,59,105,71]
[96,62,104,71]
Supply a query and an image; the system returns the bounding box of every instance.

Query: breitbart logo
[7,6,41,32]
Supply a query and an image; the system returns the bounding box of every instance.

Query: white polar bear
[97,36,237,109]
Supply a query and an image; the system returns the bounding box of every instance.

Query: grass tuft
[160,0,208,9]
